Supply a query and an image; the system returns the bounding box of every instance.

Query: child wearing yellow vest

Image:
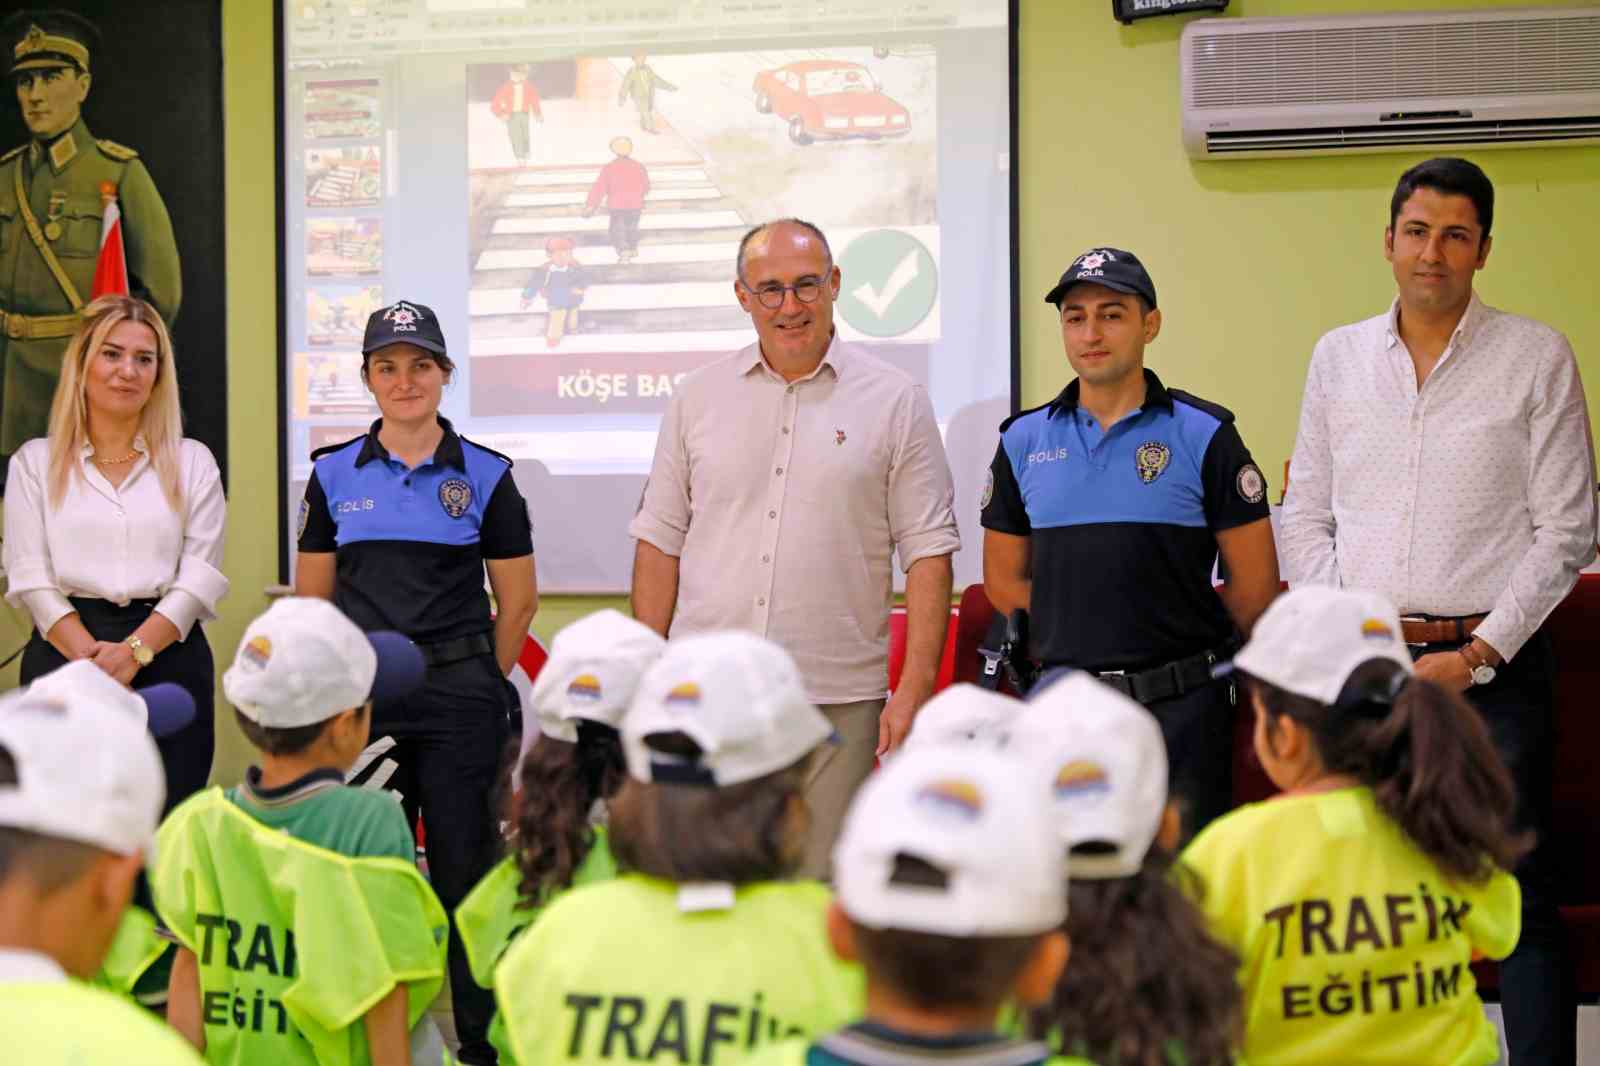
[0,660,206,1064]
[1018,673,1243,1066]
[457,609,666,1063]
[1181,587,1525,1066]
[743,736,1088,1066]
[155,597,449,1066]
[494,631,865,1066]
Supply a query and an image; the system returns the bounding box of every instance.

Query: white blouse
[2,437,229,640]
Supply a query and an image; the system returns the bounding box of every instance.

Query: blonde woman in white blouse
[4,294,228,808]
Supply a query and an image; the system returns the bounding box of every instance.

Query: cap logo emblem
[1054,760,1110,799]
[1361,619,1395,642]
[1236,463,1266,505]
[1135,441,1171,484]
[241,636,272,669]
[665,682,701,709]
[1075,250,1115,272]
[383,301,426,332]
[916,779,983,821]
[438,477,473,518]
[567,674,603,702]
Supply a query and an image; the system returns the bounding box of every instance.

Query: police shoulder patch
[296,498,310,540]
[980,469,994,510]
[96,139,139,162]
[439,477,473,518]
[1236,463,1267,504]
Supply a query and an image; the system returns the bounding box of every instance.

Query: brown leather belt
[0,307,82,341]
[1399,614,1486,645]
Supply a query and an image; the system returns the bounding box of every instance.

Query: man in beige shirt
[630,218,960,876]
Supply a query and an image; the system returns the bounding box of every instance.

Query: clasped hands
[76,639,140,685]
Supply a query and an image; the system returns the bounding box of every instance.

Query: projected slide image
[306,217,383,277]
[306,146,382,209]
[464,48,937,416]
[306,285,383,348]
[304,79,382,141]
[293,351,377,418]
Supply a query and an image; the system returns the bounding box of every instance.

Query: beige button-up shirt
[630,338,961,703]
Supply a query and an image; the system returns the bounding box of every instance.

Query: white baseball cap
[1226,586,1413,706]
[1018,671,1168,879]
[25,660,196,738]
[224,597,426,729]
[623,631,834,787]
[903,684,1020,749]
[0,665,168,856]
[529,610,666,742]
[834,743,1066,936]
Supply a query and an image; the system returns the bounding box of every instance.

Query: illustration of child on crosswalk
[520,236,589,348]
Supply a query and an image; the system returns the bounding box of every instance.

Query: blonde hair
[47,295,185,511]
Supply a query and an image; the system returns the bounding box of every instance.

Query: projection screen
[281,1,1016,592]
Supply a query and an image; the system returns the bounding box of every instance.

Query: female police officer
[295,299,537,1066]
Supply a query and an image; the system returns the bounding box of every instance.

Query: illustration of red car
[753,60,911,145]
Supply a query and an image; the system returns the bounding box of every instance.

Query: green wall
[81,0,1600,783]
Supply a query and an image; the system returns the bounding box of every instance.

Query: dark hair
[736,218,833,282]
[512,720,626,907]
[0,745,100,892]
[1246,662,1529,882]
[852,921,1044,1011]
[1389,157,1494,243]
[359,346,457,381]
[232,704,365,757]
[608,735,809,883]
[1029,851,1242,1066]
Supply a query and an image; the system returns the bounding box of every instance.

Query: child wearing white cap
[745,741,1086,1066]
[0,664,205,1063]
[901,683,1021,749]
[456,609,666,1062]
[154,597,450,1066]
[1017,672,1242,1066]
[1180,587,1524,1066]
[493,631,863,1066]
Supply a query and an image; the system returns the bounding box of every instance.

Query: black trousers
[1144,676,1235,842]
[372,651,512,1065]
[1417,632,1574,1066]
[20,596,215,814]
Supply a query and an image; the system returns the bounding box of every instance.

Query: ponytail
[1028,849,1243,1066]
[512,720,626,907]
[1249,666,1529,884]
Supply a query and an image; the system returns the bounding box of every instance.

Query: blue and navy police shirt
[297,417,534,644]
[981,370,1269,671]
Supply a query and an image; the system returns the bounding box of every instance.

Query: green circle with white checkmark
[835,229,939,338]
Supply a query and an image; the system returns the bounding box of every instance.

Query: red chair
[886,603,960,695]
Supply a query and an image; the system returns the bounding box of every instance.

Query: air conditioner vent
[1205,115,1600,154]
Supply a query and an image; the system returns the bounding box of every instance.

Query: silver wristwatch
[1460,646,1496,687]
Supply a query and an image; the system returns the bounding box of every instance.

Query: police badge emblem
[1134,441,1171,484]
[438,477,473,517]
[1236,463,1266,504]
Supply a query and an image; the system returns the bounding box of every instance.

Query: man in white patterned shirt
[1281,156,1597,1066]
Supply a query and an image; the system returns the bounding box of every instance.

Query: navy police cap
[362,299,448,358]
[1044,247,1157,310]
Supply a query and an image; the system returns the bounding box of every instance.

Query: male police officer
[0,12,181,463]
[981,248,1279,839]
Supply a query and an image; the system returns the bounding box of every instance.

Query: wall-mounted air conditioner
[1181,5,1600,159]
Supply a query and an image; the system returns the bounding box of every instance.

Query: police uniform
[297,304,533,1065]
[981,251,1269,836]
[0,17,182,458]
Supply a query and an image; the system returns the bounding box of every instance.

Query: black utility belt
[1088,647,1225,706]
[417,631,494,668]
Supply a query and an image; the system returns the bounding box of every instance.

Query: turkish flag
[91,182,129,300]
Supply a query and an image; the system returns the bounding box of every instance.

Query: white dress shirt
[0,947,66,983]
[630,337,960,703]
[2,437,229,640]
[1281,293,1597,660]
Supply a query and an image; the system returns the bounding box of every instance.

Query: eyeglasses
[741,276,830,310]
